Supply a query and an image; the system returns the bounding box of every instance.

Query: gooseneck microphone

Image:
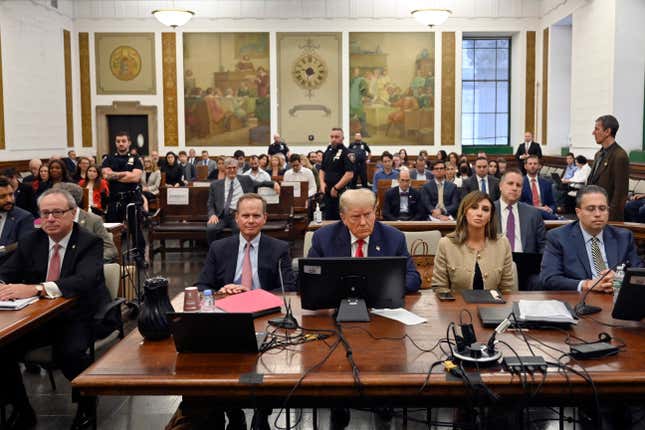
[574,260,628,316]
[268,258,298,329]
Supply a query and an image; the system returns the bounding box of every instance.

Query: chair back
[103,263,121,300]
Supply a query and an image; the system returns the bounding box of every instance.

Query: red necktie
[531,179,540,207]
[354,239,365,258]
[241,242,253,289]
[46,244,61,282]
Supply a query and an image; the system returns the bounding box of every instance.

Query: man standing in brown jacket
[587,115,629,221]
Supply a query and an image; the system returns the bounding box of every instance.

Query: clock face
[292,54,327,90]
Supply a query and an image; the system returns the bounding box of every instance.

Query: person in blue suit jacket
[520,155,558,220]
[382,170,426,221]
[0,176,35,254]
[308,188,421,293]
[540,185,641,292]
[421,160,460,218]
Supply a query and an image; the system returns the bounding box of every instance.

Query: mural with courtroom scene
[183,33,270,146]
[349,32,435,145]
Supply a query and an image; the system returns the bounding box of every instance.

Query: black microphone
[268,258,298,329]
[574,260,628,316]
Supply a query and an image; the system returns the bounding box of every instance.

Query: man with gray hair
[0,188,108,429]
[206,158,279,244]
[53,182,118,262]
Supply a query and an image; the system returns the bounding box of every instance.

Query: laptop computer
[168,312,267,353]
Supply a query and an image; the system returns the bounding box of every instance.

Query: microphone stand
[269,258,298,329]
[574,260,626,316]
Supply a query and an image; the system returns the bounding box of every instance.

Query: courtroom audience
[199,150,218,178]
[233,149,250,172]
[79,165,110,214]
[540,185,641,291]
[521,155,559,220]
[32,164,50,195]
[300,154,321,193]
[178,150,196,182]
[163,151,186,187]
[22,158,43,185]
[409,156,433,181]
[265,154,286,178]
[258,153,269,169]
[209,156,227,181]
[448,152,460,167]
[283,154,318,197]
[0,175,35,263]
[72,156,91,183]
[462,157,500,200]
[47,159,72,186]
[372,152,399,192]
[562,152,578,180]
[432,191,514,293]
[398,148,409,166]
[421,160,460,219]
[141,156,161,203]
[497,158,508,176]
[488,159,500,178]
[436,150,448,162]
[382,169,426,221]
[243,155,273,183]
[446,162,462,188]
[2,168,38,216]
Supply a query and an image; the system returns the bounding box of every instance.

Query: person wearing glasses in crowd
[431,191,514,293]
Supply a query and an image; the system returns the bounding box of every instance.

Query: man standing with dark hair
[319,128,354,220]
[348,132,371,189]
[63,150,78,175]
[515,131,542,174]
[586,114,629,221]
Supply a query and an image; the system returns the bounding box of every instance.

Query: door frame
[96,101,157,158]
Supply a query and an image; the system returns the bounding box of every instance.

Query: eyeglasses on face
[40,208,72,218]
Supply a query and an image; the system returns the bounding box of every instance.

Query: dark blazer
[195,234,295,292]
[0,224,109,320]
[540,221,642,291]
[586,142,629,221]
[63,158,77,175]
[382,187,426,221]
[409,169,433,181]
[494,200,546,253]
[207,175,274,218]
[14,182,37,216]
[0,206,35,247]
[462,175,500,201]
[308,221,421,293]
[421,180,460,217]
[182,163,197,182]
[515,141,542,163]
[521,176,557,215]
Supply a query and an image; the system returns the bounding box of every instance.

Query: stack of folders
[0,297,39,311]
[517,300,576,324]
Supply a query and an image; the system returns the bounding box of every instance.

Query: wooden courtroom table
[73,291,645,410]
[307,220,645,240]
[0,298,75,348]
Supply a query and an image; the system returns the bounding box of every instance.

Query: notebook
[215,289,283,317]
[478,301,576,328]
[0,297,39,311]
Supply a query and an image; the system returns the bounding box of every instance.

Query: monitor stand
[336,298,370,323]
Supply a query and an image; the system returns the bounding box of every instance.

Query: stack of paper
[371,308,427,326]
[518,300,575,323]
[0,297,39,311]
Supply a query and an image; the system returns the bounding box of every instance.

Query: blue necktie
[480,178,487,194]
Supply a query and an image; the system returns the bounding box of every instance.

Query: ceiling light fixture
[411,8,452,27]
[152,8,195,28]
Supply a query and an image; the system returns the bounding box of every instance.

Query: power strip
[569,342,619,360]
[502,356,547,373]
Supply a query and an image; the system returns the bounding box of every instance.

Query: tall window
[461,38,510,146]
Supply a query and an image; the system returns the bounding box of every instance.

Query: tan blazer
[431,235,515,293]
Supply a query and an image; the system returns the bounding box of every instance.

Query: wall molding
[441,32,456,146]
[64,29,74,148]
[525,31,536,135]
[542,27,549,146]
[162,32,178,147]
[79,32,92,147]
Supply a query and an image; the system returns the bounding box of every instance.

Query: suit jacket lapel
[226,235,240,283]
[60,225,79,277]
[367,224,384,257]
[602,228,618,268]
[1,212,16,243]
[572,224,593,278]
[517,204,530,251]
[334,225,352,257]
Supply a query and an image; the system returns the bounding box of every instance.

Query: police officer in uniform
[319,128,354,220]
[267,133,290,158]
[101,131,145,259]
[348,132,371,189]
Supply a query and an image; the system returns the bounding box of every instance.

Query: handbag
[410,239,434,290]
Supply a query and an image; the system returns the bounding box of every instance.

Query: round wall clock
[292,53,328,90]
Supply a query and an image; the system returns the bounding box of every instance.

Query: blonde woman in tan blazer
[432,190,515,293]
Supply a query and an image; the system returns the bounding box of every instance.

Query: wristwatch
[35,284,44,296]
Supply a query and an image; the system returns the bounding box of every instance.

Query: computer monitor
[298,257,407,322]
[612,267,645,321]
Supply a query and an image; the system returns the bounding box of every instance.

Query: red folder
[216,289,283,317]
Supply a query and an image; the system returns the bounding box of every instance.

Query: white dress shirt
[243,168,271,183]
[399,187,410,213]
[349,232,369,257]
[224,178,244,212]
[233,233,262,290]
[476,175,489,193]
[41,229,73,298]
[283,167,317,197]
[499,198,523,252]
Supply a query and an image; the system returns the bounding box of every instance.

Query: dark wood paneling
[79,32,92,148]
[64,30,74,148]
[542,28,549,146]
[441,32,455,146]
[525,31,536,134]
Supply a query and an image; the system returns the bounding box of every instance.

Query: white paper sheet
[167,187,189,205]
[281,181,301,198]
[518,300,575,323]
[0,297,39,310]
[370,308,427,326]
[258,187,279,204]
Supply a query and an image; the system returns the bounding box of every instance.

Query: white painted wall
[546,23,571,155]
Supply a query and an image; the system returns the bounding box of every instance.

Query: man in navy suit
[382,170,425,221]
[194,193,294,429]
[494,169,546,254]
[462,157,500,201]
[540,185,641,292]
[0,176,35,257]
[515,131,542,174]
[421,160,460,219]
[409,157,433,181]
[308,188,420,429]
[520,155,558,220]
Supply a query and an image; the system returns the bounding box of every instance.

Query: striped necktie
[590,237,606,276]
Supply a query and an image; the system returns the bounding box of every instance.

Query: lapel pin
[72,245,76,249]
[376,245,381,251]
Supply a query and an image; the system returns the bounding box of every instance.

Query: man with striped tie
[540,185,641,292]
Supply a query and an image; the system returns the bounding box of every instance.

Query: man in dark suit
[421,160,460,219]
[586,114,629,221]
[63,149,78,175]
[495,169,546,253]
[540,185,641,292]
[515,131,542,174]
[0,188,109,430]
[520,155,558,220]
[3,168,37,216]
[382,169,425,221]
[178,150,197,182]
[0,176,35,255]
[206,158,278,244]
[308,188,420,429]
[198,150,217,176]
[409,157,433,181]
[462,156,500,200]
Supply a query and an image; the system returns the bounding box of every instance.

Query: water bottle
[613,264,625,304]
[313,203,323,224]
[201,289,215,312]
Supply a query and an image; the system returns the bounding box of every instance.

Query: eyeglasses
[582,205,608,213]
[40,208,73,219]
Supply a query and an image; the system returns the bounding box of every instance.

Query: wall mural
[183,33,270,146]
[349,32,435,145]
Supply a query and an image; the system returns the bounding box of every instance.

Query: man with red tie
[521,155,559,220]
[0,188,108,430]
